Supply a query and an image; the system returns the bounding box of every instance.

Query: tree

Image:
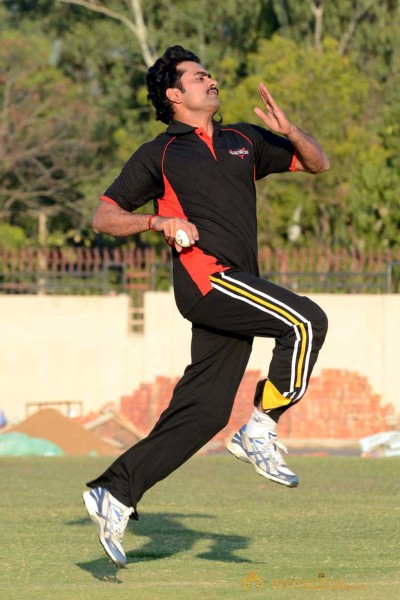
[268,0,399,78]
[0,32,101,244]
[1,0,398,251]
[221,35,394,250]
[55,0,266,69]
[55,0,156,68]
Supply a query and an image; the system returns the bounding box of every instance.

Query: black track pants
[87,269,328,510]
[88,325,252,509]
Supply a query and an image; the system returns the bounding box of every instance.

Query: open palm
[254,83,293,136]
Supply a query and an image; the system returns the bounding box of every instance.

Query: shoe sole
[227,441,299,488]
[226,440,251,463]
[82,491,126,568]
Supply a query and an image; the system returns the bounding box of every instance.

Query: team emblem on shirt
[228,147,249,159]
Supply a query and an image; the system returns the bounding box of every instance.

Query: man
[83,45,329,567]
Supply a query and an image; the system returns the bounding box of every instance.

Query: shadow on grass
[76,558,125,584]
[72,512,251,581]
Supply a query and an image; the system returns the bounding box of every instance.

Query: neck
[173,111,215,137]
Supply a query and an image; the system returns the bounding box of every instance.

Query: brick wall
[118,369,398,448]
[120,376,180,432]
[278,369,396,440]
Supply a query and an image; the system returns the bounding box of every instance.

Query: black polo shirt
[101,120,296,315]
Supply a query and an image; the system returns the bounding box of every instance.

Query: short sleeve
[241,124,295,180]
[102,141,164,212]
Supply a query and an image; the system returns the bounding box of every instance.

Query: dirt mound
[10,409,119,456]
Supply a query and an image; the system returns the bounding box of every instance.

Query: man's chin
[209,97,221,109]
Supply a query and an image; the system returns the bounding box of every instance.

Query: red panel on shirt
[100,195,119,206]
[289,151,299,172]
[159,172,225,295]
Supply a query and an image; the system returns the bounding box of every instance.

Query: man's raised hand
[254,83,294,137]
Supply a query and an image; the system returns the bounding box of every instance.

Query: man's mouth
[208,88,219,96]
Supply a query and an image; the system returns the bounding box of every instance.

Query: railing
[1,246,399,330]
[0,247,170,330]
[259,271,389,294]
[387,261,400,293]
[25,400,83,418]
[257,246,399,276]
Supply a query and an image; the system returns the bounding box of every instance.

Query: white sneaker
[83,487,134,567]
[227,425,299,487]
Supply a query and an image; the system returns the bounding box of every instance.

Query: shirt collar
[166,121,196,135]
[166,120,222,136]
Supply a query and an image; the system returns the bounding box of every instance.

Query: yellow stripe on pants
[209,275,307,390]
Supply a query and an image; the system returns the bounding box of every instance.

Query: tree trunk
[310,1,323,54]
[56,0,156,67]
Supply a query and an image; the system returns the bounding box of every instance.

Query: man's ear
[166,88,183,104]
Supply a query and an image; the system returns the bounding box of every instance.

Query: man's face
[169,61,220,115]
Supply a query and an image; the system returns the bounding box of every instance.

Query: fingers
[254,83,276,125]
[157,217,199,250]
[258,82,276,108]
[254,106,267,123]
[255,83,292,135]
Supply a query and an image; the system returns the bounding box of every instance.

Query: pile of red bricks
[277,369,395,440]
[119,369,398,447]
[120,377,179,432]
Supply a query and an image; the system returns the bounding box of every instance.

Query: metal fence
[1,247,399,330]
[1,265,393,296]
[259,270,389,294]
[387,261,400,293]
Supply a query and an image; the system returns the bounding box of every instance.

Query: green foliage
[0,223,27,250]
[0,30,102,246]
[0,0,399,252]
[269,0,399,78]
[145,0,264,64]
[221,35,390,249]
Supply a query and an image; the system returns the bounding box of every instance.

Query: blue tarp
[0,432,64,456]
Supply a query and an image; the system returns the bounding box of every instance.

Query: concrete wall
[1,291,399,422]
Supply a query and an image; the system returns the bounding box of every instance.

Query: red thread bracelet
[148,214,157,232]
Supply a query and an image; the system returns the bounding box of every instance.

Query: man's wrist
[283,123,299,140]
[148,214,158,232]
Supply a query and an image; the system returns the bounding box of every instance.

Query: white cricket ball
[175,229,191,248]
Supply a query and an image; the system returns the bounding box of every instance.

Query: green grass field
[1,454,399,599]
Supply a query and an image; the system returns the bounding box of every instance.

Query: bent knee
[305,298,328,342]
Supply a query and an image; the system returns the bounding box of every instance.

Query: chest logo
[228,147,249,160]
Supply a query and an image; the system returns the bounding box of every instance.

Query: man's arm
[254,83,330,174]
[92,201,199,253]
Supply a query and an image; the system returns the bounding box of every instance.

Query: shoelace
[107,504,134,541]
[259,437,289,466]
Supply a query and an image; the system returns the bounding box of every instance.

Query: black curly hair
[146,45,201,124]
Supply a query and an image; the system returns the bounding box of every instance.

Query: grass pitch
[1,454,399,599]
